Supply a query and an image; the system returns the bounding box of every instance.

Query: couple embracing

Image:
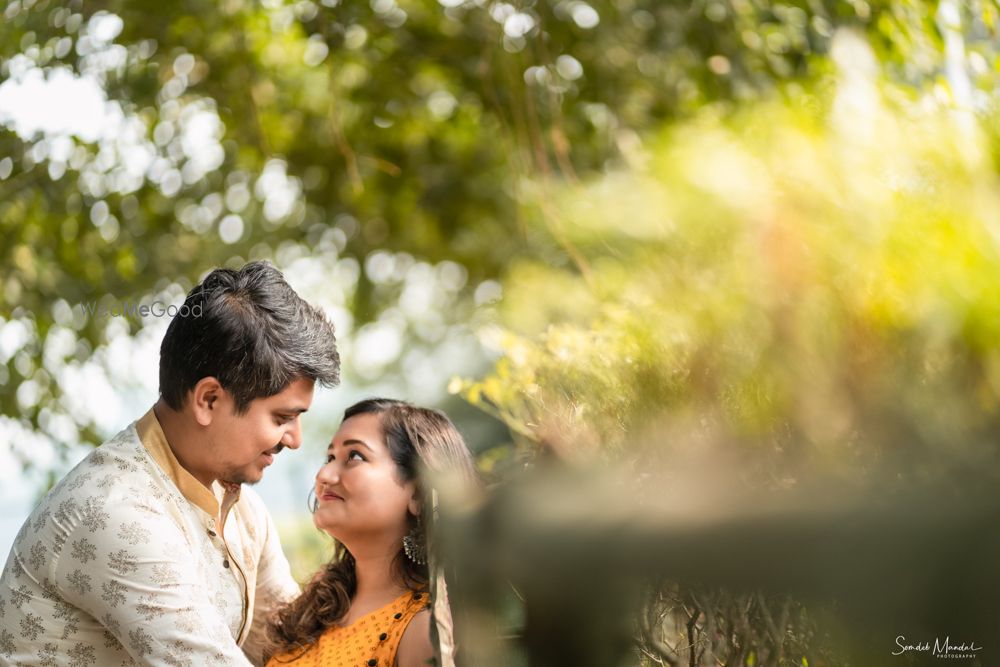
[0,261,477,666]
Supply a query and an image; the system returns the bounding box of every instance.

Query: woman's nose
[316,461,339,484]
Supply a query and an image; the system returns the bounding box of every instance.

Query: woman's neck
[351,545,408,603]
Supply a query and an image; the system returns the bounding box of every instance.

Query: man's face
[205,376,315,485]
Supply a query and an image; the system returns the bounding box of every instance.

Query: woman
[265,398,478,667]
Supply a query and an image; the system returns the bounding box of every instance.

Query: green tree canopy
[5,0,998,458]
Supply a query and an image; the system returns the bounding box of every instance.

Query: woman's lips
[321,492,344,501]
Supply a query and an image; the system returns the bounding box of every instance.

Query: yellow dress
[266,590,430,667]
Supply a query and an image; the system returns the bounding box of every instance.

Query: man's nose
[281,417,303,449]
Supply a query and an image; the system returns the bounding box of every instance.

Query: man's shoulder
[6,420,192,584]
[50,423,153,497]
[13,420,170,546]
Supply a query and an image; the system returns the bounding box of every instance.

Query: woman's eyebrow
[327,438,374,452]
[343,438,374,452]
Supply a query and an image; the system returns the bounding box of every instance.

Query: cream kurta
[0,408,300,666]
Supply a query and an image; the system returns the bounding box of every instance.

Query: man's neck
[153,399,216,490]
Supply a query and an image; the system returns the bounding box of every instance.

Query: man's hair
[159,261,340,414]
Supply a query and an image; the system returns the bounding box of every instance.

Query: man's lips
[260,444,284,466]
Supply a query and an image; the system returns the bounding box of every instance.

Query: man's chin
[221,468,264,486]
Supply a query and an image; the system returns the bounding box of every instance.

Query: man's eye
[276,415,293,425]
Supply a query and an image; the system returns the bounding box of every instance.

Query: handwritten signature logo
[893,636,982,659]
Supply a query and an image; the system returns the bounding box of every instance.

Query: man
[0,261,341,665]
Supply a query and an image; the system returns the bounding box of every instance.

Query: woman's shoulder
[394,602,434,667]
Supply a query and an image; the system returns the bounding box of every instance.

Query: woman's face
[313,412,417,546]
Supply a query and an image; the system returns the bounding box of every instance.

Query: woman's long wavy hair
[265,398,479,661]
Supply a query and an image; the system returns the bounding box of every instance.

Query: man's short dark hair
[159,261,340,413]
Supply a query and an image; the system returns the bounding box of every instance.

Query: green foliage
[4,0,999,455]
[453,40,1000,663]
[461,72,1000,486]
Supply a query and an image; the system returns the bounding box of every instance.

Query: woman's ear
[407,490,422,518]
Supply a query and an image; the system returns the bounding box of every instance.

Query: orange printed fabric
[268,590,430,667]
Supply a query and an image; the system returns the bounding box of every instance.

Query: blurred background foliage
[454,59,1000,663]
[5,0,997,459]
[4,0,1000,664]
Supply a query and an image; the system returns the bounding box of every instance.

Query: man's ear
[191,377,225,427]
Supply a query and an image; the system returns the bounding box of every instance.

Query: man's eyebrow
[327,438,374,452]
[277,407,309,415]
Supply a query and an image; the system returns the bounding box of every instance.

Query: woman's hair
[265,398,478,660]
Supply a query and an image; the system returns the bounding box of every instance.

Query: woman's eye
[348,450,365,462]
[325,454,335,463]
